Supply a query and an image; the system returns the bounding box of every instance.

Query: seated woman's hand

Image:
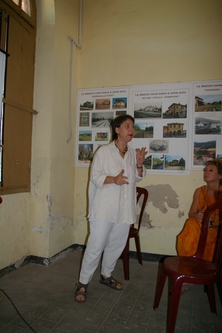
[196,210,205,222]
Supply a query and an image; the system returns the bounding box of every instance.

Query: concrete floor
[0,250,222,333]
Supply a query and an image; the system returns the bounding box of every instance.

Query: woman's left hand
[136,147,148,167]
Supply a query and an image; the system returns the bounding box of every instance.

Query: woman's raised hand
[136,147,148,166]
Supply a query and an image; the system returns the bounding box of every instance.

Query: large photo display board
[75,80,222,174]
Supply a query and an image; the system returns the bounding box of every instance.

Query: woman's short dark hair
[110,114,135,141]
[204,158,222,184]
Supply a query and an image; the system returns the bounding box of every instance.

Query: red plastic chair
[122,186,148,280]
[153,200,222,333]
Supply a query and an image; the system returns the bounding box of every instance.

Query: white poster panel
[75,86,130,167]
[192,80,222,168]
[130,82,191,174]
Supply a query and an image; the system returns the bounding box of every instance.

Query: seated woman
[177,158,222,262]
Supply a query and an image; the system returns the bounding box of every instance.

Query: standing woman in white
[75,114,148,303]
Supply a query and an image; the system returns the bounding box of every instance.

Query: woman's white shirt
[88,141,146,224]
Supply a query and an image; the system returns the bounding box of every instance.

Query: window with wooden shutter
[0,0,36,194]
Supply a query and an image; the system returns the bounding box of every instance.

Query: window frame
[0,0,36,195]
[2,0,36,27]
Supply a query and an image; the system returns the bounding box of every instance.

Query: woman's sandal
[100,274,123,290]
[75,283,88,303]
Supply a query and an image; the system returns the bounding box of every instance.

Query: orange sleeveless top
[198,186,221,223]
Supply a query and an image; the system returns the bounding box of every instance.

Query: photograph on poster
[79,130,92,141]
[195,117,221,135]
[163,103,187,118]
[152,154,164,170]
[134,122,154,138]
[149,139,169,153]
[79,112,90,127]
[78,144,93,164]
[193,139,216,166]
[116,110,126,116]
[95,131,109,141]
[195,94,222,112]
[165,155,186,171]
[92,111,114,127]
[80,100,94,110]
[144,155,152,169]
[112,97,127,109]
[134,102,162,119]
[163,122,186,138]
[95,98,110,110]
[162,102,187,118]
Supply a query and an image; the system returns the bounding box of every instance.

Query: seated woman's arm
[188,187,204,221]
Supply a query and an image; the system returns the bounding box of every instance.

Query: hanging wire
[0,288,37,332]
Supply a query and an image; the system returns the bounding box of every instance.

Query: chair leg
[216,281,222,307]
[122,239,130,280]
[135,235,142,265]
[153,270,167,309]
[167,279,183,333]
[216,272,222,307]
[206,284,217,314]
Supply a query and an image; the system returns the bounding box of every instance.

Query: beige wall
[78,0,222,87]
[31,0,79,258]
[74,0,222,255]
[0,0,221,271]
[0,0,79,269]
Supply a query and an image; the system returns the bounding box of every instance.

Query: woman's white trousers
[79,219,130,285]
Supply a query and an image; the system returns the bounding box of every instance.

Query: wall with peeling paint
[0,0,80,270]
[0,0,221,271]
[73,0,222,256]
[30,0,79,258]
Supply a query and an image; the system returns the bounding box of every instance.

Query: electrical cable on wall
[66,0,82,143]
[67,37,74,144]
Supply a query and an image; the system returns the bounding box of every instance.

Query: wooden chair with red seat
[153,200,222,333]
[122,186,148,280]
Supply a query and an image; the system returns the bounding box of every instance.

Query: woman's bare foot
[100,275,123,290]
[75,283,88,303]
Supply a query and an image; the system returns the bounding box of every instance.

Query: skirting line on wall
[0,244,168,279]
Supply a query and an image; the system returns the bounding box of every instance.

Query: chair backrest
[194,200,222,268]
[136,187,149,231]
